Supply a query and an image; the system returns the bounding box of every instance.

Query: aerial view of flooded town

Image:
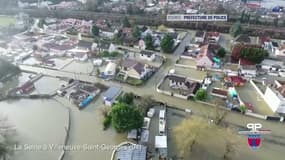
[0,0,285,160]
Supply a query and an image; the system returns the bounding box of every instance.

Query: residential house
[73,52,88,61]
[141,28,153,38]
[194,31,206,43]
[96,42,111,52]
[122,27,133,38]
[139,50,156,61]
[120,59,152,80]
[266,41,280,55]
[100,30,115,39]
[196,44,214,69]
[108,43,117,53]
[234,34,251,44]
[42,42,74,57]
[276,44,285,56]
[61,18,92,35]
[263,80,285,114]
[260,36,271,50]
[207,32,220,44]
[224,76,246,87]
[102,86,122,106]
[17,81,35,94]
[260,59,284,71]
[103,62,117,78]
[136,39,146,50]
[77,40,96,52]
[168,74,201,96]
[239,65,257,78]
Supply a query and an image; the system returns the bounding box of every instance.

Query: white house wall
[264,87,282,112]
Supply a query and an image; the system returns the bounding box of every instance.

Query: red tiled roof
[246,3,261,9]
[227,76,246,83]
[197,44,213,62]
[260,36,271,44]
[239,58,256,66]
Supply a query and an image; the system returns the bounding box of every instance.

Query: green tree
[239,105,247,114]
[37,18,45,28]
[119,92,134,104]
[229,21,242,38]
[111,103,143,132]
[122,16,131,28]
[160,34,174,53]
[240,47,268,64]
[132,26,141,39]
[145,34,154,50]
[195,89,207,101]
[217,47,226,58]
[91,25,100,36]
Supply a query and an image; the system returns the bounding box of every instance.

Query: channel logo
[238,123,271,150]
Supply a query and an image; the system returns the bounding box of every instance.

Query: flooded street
[0,73,127,160]
[0,99,68,160]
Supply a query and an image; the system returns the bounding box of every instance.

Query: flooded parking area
[61,60,94,74]
[237,83,274,115]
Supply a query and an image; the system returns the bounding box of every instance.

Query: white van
[159,110,166,120]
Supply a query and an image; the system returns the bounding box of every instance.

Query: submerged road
[19,65,285,131]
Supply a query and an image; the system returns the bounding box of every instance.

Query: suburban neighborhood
[1,0,285,160]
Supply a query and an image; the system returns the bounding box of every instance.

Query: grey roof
[140,50,154,56]
[133,63,145,74]
[98,42,111,50]
[168,75,186,82]
[235,34,251,43]
[121,59,138,68]
[102,86,122,101]
[272,41,279,47]
[78,40,93,50]
[117,145,147,160]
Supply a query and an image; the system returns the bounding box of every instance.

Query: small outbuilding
[102,86,122,106]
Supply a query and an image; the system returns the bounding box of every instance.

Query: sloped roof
[78,40,93,50]
[121,58,138,68]
[133,62,146,74]
[117,145,147,160]
[197,44,214,62]
[235,34,250,43]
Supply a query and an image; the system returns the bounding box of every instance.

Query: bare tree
[174,117,238,159]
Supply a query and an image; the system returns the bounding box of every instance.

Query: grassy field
[0,16,16,27]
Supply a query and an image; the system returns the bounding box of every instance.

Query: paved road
[173,32,191,56]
